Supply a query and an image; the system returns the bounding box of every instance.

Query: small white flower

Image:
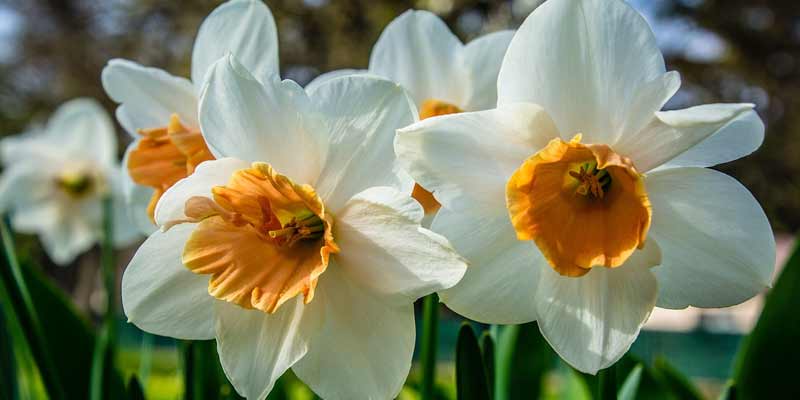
[306,10,515,216]
[121,55,467,400]
[0,98,141,265]
[101,0,279,234]
[395,0,776,373]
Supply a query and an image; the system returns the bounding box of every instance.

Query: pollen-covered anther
[569,161,611,199]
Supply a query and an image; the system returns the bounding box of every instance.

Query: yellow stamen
[57,170,95,198]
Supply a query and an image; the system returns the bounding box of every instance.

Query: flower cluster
[0,0,775,399]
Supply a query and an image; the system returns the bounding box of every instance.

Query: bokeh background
[0,0,798,399]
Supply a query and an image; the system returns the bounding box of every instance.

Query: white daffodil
[101,0,279,234]
[307,10,514,215]
[395,0,775,374]
[0,98,141,265]
[121,55,468,400]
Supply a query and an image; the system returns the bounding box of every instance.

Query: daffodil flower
[395,0,776,373]
[0,98,140,265]
[101,0,279,234]
[121,55,468,400]
[307,10,515,215]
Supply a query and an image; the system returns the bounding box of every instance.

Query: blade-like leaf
[127,376,146,400]
[0,290,18,400]
[11,255,126,399]
[735,241,800,398]
[480,330,495,392]
[495,322,556,400]
[597,366,617,400]
[618,364,643,400]
[455,323,491,400]
[652,357,702,400]
[0,217,64,400]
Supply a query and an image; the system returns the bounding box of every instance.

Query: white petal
[304,69,366,94]
[461,30,515,111]
[44,98,117,167]
[191,0,279,89]
[535,259,658,374]
[646,167,775,309]
[436,205,541,324]
[215,297,317,400]
[0,130,62,165]
[121,223,215,339]
[102,59,198,134]
[498,0,666,144]
[154,158,249,227]
[615,71,681,144]
[121,142,158,235]
[40,211,97,266]
[0,163,57,214]
[333,187,467,303]
[368,10,466,107]
[108,167,143,247]
[198,55,328,184]
[310,75,416,211]
[616,103,757,172]
[657,109,764,169]
[292,264,414,400]
[395,102,558,210]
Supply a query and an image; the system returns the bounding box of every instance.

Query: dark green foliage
[455,323,491,400]
[495,322,557,400]
[735,242,800,399]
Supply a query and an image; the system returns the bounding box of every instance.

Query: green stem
[138,332,154,389]
[89,197,117,400]
[100,196,116,337]
[597,365,617,400]
[89,323,110,400]
[0,216,66,400]
[419,294,439,400]
[494,325,519,400]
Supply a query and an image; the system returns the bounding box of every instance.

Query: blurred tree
[0,0,797,284]
[657,0,800,232]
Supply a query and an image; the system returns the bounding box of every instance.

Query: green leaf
[717,381,735,400]
[455,323,491,400]
[597,366,617,400]
[0,218,65,400]
[127,376,146,400]
[182,340,222,400]
[480,330,495,392]
[614,355,675,400]
[0,294,19,400]
[618,365,643,400]
[652,357,702,400]
[735,240,800,398]
[495,322,557,400]
[3,253,127,400]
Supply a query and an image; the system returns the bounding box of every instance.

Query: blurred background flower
[0,0,797,399]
